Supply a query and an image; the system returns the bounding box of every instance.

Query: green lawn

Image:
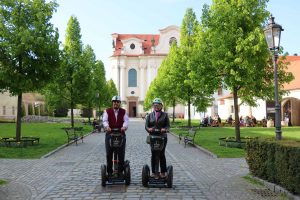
[172,127,300,158]
[171,119,300,158]
[0,123,93,159]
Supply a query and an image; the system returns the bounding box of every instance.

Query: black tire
[101,164,107,187]
[167,165,173,188]
[142,164,150,187]
[124,164,131,185]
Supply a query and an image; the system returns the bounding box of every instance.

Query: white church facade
[110,25,184,117]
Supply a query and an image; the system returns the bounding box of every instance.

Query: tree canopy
[0,0,60,140]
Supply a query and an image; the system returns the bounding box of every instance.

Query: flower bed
[0,136,40,147]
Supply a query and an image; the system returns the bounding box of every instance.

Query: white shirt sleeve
[102,110,109,129]
[123,112,129,130]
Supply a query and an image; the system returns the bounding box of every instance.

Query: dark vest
[106,108,125,129]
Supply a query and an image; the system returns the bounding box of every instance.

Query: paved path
[0,119,284,200]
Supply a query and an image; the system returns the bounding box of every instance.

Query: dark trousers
[151,137,167,173]
[105,134,126,174]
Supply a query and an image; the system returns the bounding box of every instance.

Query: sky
[51,0,300,80]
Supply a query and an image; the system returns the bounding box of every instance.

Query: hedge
[246,138,300,194]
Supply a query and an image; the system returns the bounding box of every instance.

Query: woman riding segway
[142,98,173,187]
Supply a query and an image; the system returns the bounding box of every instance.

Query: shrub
[246,138,300,194]
[54,106,68,117]
[28,103,33,115]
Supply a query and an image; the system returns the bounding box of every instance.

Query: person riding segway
[101,96,130,186]
[142,98,173,187]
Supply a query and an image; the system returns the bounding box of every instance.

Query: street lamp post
[96,93,100,121]
[264,15,284,140]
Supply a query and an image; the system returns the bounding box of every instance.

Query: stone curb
[170,129,299,199]
[251,175,300,200]
[41,132,93,158]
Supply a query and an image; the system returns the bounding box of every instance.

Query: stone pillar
[140,65,145,100]
[120,65,126,101]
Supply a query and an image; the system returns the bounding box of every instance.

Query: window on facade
[130,43,135,50]
[3,106,6,115]
[12,106,15,115]
[128,68,137,87]
[169,37,177,46]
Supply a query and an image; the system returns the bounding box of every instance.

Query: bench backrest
[188,129,196,135]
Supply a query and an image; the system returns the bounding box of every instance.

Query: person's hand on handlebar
[121,127,126,133]
[161,128,167,133]
[106,127,111,132]
[148,128,153,133]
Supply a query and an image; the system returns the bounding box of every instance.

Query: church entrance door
[129,102,137,117]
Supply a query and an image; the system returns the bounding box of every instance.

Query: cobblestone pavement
[0,119,286,200]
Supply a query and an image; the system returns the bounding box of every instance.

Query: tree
[199,0,293,141]
[44,16,89,128]
[81,45,97,122]
[104,79,118,108]
[168,8,200,127]
[0,0,60,141]
[93,60,108,118]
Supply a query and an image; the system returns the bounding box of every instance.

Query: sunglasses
[112,101,120,103]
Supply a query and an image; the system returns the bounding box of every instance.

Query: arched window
[128,68,137,87]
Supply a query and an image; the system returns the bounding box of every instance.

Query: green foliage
[104,79,118,108]
[0,0,60,95]
[54,106,68,117]
[194,0,293,141]
[246,138,300,194]
[0,0,60,140]
[34,105,39,115]
[39,104,48,116]
[28,103,33,115]
[93,60,108,110]
[0,179,7,185]
[81,108,93,118]
[21,103,26,117]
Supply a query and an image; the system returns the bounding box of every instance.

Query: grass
[242,175,264,186]
[0,123,93,159]
[171,119,300,158]
[0,179,7,185]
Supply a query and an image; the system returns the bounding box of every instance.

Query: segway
[101,128,131,186]
[142,129,173,188]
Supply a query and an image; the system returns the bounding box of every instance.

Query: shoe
[154,174,159,179]
[150,173,155,178]
[160,173,167,178]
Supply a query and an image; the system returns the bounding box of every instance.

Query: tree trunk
[172,99,175,123]
[233,88,241,142]
[70,83,74,128]
[16,93,23,142]
[188,97,191,128]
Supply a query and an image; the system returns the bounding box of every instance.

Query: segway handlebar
[109,128,124,136]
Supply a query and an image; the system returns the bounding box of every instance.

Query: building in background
[194,56,300,126]
[110,25,184,117]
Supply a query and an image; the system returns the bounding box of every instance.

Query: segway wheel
[101,164,107,186]
[124,164,131,185]
[142,164,150,187]
[166,165,173,188]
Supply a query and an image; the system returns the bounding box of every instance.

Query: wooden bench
[179,129,197,148]
[64,128,84,145]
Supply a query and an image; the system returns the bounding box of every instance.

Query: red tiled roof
[112,34,160,56]
[217,94,233,100]
[283,56,300,90]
